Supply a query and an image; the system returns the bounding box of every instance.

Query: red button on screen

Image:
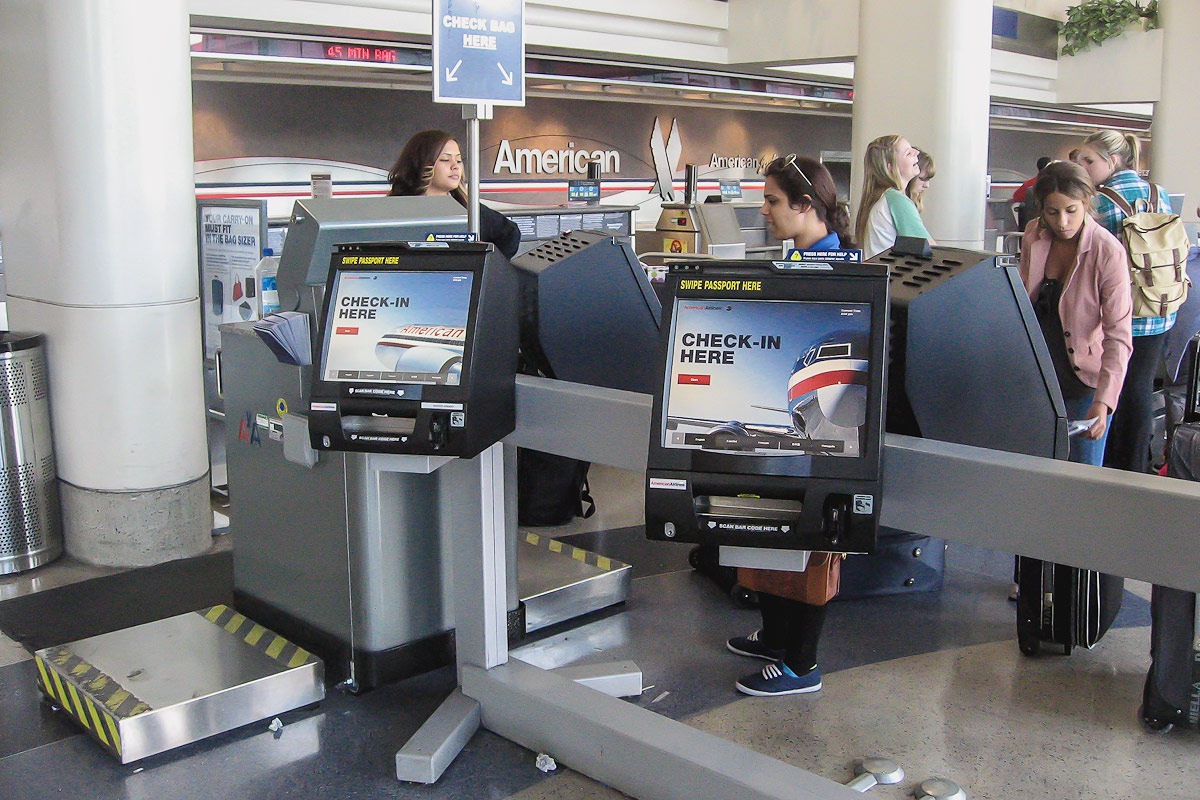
[677,374,711,385]
[335,327,359,335]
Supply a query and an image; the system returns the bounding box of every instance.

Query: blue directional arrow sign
[433,0,525,106]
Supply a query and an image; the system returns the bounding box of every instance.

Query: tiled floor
[0,466,1195,800]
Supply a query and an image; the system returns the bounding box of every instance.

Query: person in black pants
[387,129,521,258]
[726,154,853,696]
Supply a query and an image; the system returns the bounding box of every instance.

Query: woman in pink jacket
[1019,160,1132,466]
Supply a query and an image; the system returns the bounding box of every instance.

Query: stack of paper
[253,311,312,366]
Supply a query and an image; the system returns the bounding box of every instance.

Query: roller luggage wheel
[1138,705,1174,734]
[731,583,758,608]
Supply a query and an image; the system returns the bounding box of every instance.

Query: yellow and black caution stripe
[521,532,627,573]
[198,605,318,669]
[34,646,153,759]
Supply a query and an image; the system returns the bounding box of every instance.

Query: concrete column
[1150,0,1200,224]
[0,0,210,566]
[851,0,993,249]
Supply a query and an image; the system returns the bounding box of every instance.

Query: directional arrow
[498,62,513,85]
[445,59,462,82]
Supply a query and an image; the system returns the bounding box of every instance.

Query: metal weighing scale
[34,605,323,764]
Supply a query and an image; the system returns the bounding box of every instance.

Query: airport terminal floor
[2,465,1198,799]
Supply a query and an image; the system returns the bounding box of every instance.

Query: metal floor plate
[34,605,324,763]
[517,533,631,632]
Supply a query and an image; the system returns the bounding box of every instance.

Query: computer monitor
[646,260,889,553]
[319,269,474,387]
[307,242,517,458]
[660,298,872,460]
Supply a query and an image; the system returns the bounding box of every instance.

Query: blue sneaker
[726,630,785,661]
[736,663,822,696]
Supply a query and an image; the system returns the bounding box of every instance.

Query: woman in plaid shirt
[1076,129,1174,474]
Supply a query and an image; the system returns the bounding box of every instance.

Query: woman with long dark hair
[388,129,520,258]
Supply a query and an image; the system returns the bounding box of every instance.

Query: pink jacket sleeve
[1087,228,1133,412]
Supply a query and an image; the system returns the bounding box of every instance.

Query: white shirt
[863,197,896,260]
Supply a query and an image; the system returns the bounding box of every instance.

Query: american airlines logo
[649,116,682,201]
[493,139,621,175]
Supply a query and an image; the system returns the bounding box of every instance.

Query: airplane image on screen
[375,323,466,380]
[666,329,870,456]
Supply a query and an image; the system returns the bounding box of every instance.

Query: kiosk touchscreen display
[320,270,474,385]
[662,297,872,460]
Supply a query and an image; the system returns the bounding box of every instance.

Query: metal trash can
[0,332,61,575]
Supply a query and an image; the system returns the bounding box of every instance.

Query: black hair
[762,154,854,248]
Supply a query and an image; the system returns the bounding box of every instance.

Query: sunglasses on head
[762,153,815,190]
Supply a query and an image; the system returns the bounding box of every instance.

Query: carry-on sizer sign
[433,0,525,106]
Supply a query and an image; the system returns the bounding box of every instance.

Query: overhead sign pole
[432,0,526,239]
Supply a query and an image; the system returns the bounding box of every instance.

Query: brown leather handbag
[737,552,844,606]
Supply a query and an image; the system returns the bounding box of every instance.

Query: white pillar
[0,0,210,565]
[1151,0,1200,225]
[851,0,993,249]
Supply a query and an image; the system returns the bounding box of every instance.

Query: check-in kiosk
[223,200,523,691]
[645,260,889,554]
[308,242,517,458]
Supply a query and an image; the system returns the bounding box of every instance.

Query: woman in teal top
[726,154,854,698]
[855,134,933,259]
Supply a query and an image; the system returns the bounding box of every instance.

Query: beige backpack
[1099,184,1191,318]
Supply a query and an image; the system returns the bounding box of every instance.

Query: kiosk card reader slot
[307,241,517,459]
[645,260,889,553]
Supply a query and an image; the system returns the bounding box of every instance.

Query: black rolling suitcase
[1140,334,1200,732]
[1015,558,1123,656]
[838,528,946,600]
[688,544,759,607]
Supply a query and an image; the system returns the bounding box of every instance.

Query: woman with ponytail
[759,153,854,254]
[1076,129,1175,473]
[724,154,852,698]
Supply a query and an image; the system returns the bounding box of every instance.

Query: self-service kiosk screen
[661,297,872,459]
[320,270,474,385]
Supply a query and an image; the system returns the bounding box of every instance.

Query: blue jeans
[1064,394,1110,467]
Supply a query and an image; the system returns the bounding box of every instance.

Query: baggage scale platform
[34,605,324,763]
[517,532,631,632]
[34,536,627,763]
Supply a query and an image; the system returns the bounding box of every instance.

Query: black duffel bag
[516,448,596,526]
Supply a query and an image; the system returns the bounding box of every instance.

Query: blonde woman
[1076,129,1175,473]
[855,134,932,258]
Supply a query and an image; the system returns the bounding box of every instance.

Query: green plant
[1060,0,1159,56]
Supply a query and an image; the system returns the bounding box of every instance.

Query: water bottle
[255,248,281,317]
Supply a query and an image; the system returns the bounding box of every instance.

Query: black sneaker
[726,630,785,661]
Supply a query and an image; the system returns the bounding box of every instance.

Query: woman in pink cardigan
[1019,160,1132,466]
